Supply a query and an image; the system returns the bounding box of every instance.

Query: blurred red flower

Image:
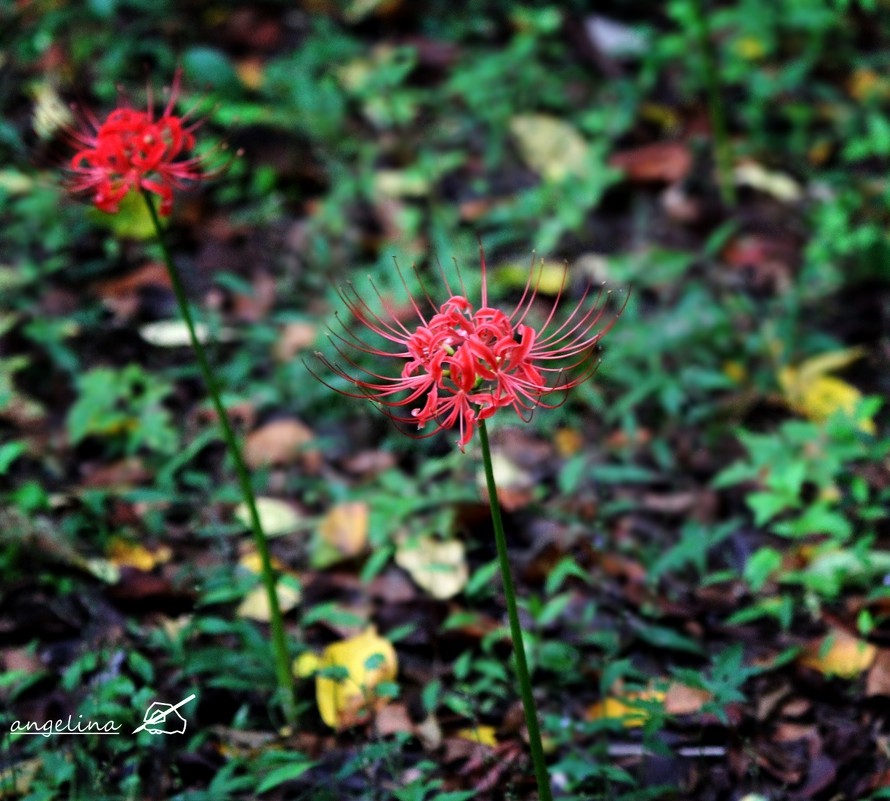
[65,71,208,216]
[316,250,623,449]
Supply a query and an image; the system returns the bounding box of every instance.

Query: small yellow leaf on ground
[31,81,73,140]
[733,162,802,202]
[236,550,302,621]
[238,550,287,575]
[586,689,665,728]
[456,725,498,747]
[235,58,265,89]
[395,535,468,599]
[314,626,398,728]
[778,347,875,433]
[510,114,589,182]
[236,580,301,622]
[234,498,302,538]
[106,539,172,571]
[313,502,369,567]
[799,628,876,678]
[294,651,320,678]
[244,419,315,468]
[554,427,584,457]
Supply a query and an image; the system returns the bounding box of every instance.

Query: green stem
[690,0,736,207]
[142,192,296,725]
[478,420,552,801]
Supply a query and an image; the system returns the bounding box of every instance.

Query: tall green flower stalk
[478,420,552,801]
[63,73,296,724]
[313,252,622,797]
[142,194,296,725]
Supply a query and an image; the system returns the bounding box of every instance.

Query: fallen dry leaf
[456,725,498,747]
[554,427,584,457]
[93,262,170,320]
[799,628,876,678]
[475,451,535,511]
[236,551,302,622]
[274,322,318,362]
[866,649,890,696]
[234,497,303,538]
[80,457,151,489]
[733,162,802,202]
[586,688,666,728]
[106,538,172,572]
[609,141,691,183]
[395,535,468,600]
[510,114,590,182]
[664,682,712,715]
[312,502,369,568]
[373,702,414,736]
[296,626,398,729]
[244,419,316,468]
[236,583,301,622]
[778,347,875,433]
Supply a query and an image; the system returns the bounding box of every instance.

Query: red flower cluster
[318,251,622,449]
[66,72,207,216]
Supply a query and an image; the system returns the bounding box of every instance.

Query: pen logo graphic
[133,693,196,735]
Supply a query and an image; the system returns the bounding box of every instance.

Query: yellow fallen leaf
[313,502,369,568]
[106,538,172,571]
[31,81,72,140]
[554,427,584,457]
[509,114,589,182]
[234,498,303,538]
[778,348,875,433]
[314,626,398,728]
[235,58,265,90]
[239,551,287,575]
[374,169,430,199]
[586,688,665,728]
[236,582,301,622]
[733,162,802,202]
[800,629,876,678]
[395,535,468,600]
[294,651,320,678]
[236,551,302,621]
[456,725,498,747]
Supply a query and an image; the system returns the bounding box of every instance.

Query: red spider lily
[64,71,211,216]
[314,250,624,449]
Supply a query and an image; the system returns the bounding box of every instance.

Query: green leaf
[633,621,704,655]
[256,760,315,794]
[744,547,782,591]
